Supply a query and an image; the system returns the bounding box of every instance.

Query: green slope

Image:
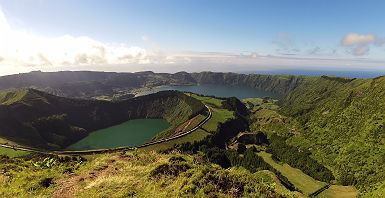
[278,75,385,194]
[190,71,318,95]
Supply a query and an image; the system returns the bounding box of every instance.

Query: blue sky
[0,0,384,75]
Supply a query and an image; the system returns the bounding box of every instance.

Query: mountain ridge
[0,88,206,150]
[0,71,319,99]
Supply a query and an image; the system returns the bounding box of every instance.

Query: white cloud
[0,9,147,68]
[353,45,369,56]
[341,33,375,46]
[341,33,384,56]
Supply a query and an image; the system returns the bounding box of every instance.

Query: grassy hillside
[0,89,206,150]
[190,71,317,94]
[277,75,385,194]
[0,151,297,197]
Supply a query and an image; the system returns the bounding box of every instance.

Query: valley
[0,71,384,197]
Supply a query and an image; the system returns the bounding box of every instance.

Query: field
[189,93,223,108]
[257,151,327,195]
[202,107,234,132]
[242,97,279,111]
[190,94,235,132]
[0,138,30,157]
[317,185,358,198]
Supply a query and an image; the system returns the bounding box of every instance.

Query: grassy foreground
[0,151,296,197]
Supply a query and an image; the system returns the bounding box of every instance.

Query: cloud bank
[0,9,147,67]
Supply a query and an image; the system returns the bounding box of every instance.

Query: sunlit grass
[0,151,293,197]
[257,151,327,195]
[0,137,30,157]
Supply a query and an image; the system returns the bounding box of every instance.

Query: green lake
[65,119,170,151]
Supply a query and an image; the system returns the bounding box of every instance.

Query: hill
[0,89,206,150]
[190,71,317,94]
[276,75,385,195]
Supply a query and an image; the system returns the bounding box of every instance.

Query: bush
[237,143,246,154]
[150,162,191,178]
[169,156,186,163]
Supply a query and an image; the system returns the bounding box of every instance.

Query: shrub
[150,162,191,178]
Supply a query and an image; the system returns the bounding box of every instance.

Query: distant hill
[0,71,198,98]
[190,71,317,94]
[0,89,205,149]
[0,71,317,98]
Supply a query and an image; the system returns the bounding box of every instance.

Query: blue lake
[136,84,282,100]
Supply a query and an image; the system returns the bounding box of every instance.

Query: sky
[0,0,385,76]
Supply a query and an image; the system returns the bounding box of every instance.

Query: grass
[0,89,28,105]
[0,138,30,157]
[152,114,206,141]
[189,93,235,132]
[140,129,211,152]
[0,147,30,157]
[317,185,358,198]
[257,151,327,195]
[250,109,296,137]
[243,97,279,111]
[93,95,112,101]
[181,115,206,132]
[0,89,49,105]
[189,94,223,108]
[0,151,295,197]
[202,107,234,132]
